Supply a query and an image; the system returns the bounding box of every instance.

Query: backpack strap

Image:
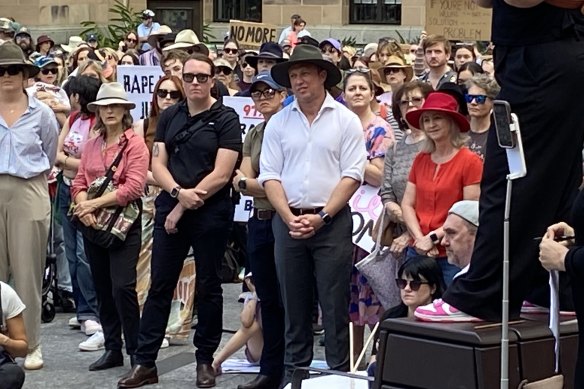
[68,111,81,129]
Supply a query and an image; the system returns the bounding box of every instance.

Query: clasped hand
[287,214,324,239]
[178,188,207,210]
[73,200,99,227]
[414,234,438,257]
[539,222,574,272]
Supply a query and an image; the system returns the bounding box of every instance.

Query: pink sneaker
[414,299,483,322]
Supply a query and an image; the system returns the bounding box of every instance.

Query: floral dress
[349,115,394,326]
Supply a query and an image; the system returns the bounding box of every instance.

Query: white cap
[448,200,479,227]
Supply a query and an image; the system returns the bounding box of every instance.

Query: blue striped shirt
[0,95,59,179]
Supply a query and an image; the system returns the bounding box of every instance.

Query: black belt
[290,207,323,216]
[253,209,276,220]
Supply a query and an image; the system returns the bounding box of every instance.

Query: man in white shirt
[278,14,300,44]
[441,201,479,279]
[137,9,160,52]
[258,44,367,382]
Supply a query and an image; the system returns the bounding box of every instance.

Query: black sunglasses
[182,73,211,83]
[0,65,22,77]
[250,88,277,100]
[384,68,403,75]
[126,38,137,43]
[223,48,238,55]
[321,47,337,55]
[465,94,488,104]
[241,62,252,68]
[215,66,232,76]
[41,68,58,75]
[395,278,430,291]
[156,89,182,99]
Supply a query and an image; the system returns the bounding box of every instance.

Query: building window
[214,0,261,22]
[350,0,401,24]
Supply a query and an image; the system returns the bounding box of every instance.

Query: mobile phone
[492,100,514,148]
[493,100,527,179]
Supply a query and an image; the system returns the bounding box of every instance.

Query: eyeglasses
[250,88,277,100]
[465,94,488,104]
[321,47,337,55]
[41,68,58,75]
[384,68,403,75]
[126,38,137,43]
[241,62,252,68]
[15,35,29,42]
[346,67,370,74]
[215,66,232,76]
[156,89,182,99]
[395,279,430,291]
[223,48,238,55]
[0,65,22,77]
[399,97,424,107]
[182,73,211,83]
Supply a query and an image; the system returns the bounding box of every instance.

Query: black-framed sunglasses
[384,68,403,75]
[399,97,424,107]
[395,278,430,291]
[182,73,211,83]
[465,94,488,104]
[241,62,252,68]
[156,89,182,99]
[223,48,238,55]
[126,38,137,43]
[0,65,22,77]
[321,47,337,55]
[215,66,232,76]
[41,67,58,75]
[250,88,277,100]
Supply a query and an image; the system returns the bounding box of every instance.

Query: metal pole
[500,177,512,389]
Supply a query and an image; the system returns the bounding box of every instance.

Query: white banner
[350,184,383,253]
[118,65,164,121]
[223,96,265,222]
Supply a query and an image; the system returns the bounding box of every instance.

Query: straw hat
[214,57,234,70]
[87,82,136,112]
[162,29,206,53]
[147,25,173,47]
[61,36,85,53]
[378,55,413,82]
[0,41,39,77]
[270,44,341,88]
[405,92,470,132]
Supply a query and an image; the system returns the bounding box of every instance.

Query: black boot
[89,350,124,371]
[237,374,282,389]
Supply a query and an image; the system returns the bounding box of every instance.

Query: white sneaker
[83,320,102,336]
[24,346,43,370]
[79,331,105,352]
[68,317,81,329]
[160,337,169,349]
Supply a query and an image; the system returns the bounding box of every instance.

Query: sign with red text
[223,96,265,222]
[118,65,164,121]
[426,0,492,41]
[350,184,383,253]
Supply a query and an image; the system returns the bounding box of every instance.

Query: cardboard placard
[229,20,277,49]
[350,184,383,253]
[425,0,492,41]
[118,65,164,121]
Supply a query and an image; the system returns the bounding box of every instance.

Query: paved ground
[21,283,331,389]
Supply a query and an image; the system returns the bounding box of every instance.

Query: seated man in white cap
[441,200,479,279]
[138,9,160,51]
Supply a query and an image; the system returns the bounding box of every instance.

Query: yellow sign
[425,0,492,41]
[229,20,277,49]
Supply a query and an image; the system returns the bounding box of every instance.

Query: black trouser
[247,216,284,378]
[135,192,233,366]
[84,215,142,355]
[443,39,584,321]
[0,362,25,389]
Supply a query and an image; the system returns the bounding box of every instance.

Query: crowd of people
[0,2,583,388]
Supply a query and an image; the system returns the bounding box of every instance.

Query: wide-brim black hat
[270,44,341,89]
[246,42,286,67]
[0,42,39,77]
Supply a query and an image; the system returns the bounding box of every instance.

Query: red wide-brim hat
[405,91,470,132]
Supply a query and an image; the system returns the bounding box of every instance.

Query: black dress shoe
[237,374,282,389]
[117,364,158,388]
[196,363,216,388]
[89,350,124,371]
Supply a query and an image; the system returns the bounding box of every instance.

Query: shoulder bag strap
[94,139,130,198]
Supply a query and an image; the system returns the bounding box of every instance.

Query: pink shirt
[63,113,95,158]
[71,129,149,206]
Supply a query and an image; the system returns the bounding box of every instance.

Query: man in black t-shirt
[415,0,584,329]
[119,54,242,389]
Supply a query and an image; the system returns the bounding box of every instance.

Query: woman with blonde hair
[401,91,483,285]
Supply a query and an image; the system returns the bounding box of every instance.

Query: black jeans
[135,192,233,366]
[0,362,25,389]
[247,216,284,378]
[83,215,142,355]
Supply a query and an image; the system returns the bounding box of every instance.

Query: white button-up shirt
[258,93,366,208]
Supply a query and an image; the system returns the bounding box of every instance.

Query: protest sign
[350,184,383,253]
[425,0,492,41]
[229,20,277,49]
[223,96,265,222]
[118,65,164,121]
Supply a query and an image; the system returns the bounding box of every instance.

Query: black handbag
[0,283,16,366]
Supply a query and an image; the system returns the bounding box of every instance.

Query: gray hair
[465,73,500,99]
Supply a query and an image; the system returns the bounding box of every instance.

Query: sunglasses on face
[321,47,337,55]
[395,278,430,291]
[399,97,424,107]
[250,88,277,100]
[465,94,488,104]
[223,48,238,55]
[215,66,232,76]
[156,89,182,99]
[384,68,403,75]
[41,67,58,75]
[126,38,137,43]
[0,65,22,77]
[182,73,211,83]
[241,62,252,68]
